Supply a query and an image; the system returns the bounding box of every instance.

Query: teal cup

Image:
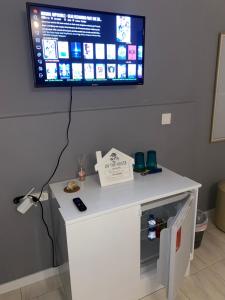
[146,150,157,170]
[134,152,145,172]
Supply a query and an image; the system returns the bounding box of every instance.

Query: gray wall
[0,0,225,284]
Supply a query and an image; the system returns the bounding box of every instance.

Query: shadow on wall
[209,182,218,208]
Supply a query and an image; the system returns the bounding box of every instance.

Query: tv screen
[26,3,145,87]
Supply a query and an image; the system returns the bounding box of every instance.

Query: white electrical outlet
[32,191,49,202]
[161,113,172,125]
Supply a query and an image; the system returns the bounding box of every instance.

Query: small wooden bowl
[64,186,80,193]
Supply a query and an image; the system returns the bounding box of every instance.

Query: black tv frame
[26,2,146,88]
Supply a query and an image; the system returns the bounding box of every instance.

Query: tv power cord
[13,86,73,268]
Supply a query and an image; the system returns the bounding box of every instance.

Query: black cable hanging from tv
[37,86,73,268]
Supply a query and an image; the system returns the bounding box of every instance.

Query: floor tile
[210,258,225,281]
[180,274,209,300]
[181,267,225,300]
[0,289,21,300]
[36,289,64,300]
[21,276,61,300]
[207,227,225,250]
[141,288,187,300]
[190,253,207,274]
[193,230,225,266]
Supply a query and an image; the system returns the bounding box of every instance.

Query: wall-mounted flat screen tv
[26,3,145,87]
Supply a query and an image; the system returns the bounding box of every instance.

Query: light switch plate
[162,113,172,125]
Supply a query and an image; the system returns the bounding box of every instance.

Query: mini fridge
[139,192,196,299]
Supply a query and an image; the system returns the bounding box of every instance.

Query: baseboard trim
[0,267,59,295]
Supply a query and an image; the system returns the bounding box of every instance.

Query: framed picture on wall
[211,33,225,142]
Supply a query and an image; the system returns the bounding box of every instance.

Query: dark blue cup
[134,152,146,172]
[146,150,157,170]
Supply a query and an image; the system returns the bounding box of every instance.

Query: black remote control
[73,198,87,212]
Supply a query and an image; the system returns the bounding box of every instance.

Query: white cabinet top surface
[49,167,201,225]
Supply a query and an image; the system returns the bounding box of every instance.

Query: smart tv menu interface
[27,3,145,87]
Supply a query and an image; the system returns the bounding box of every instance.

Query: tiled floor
[1,217,225,300]
[144,217,225,300]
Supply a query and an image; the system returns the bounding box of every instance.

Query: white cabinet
[50,167,200,300]
[66,206,140,300]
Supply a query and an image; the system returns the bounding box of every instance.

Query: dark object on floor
[195,231,204,249]
[194,210,208,249]
[215,180,225,232]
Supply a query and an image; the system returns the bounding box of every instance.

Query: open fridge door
[157,194,195,300]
